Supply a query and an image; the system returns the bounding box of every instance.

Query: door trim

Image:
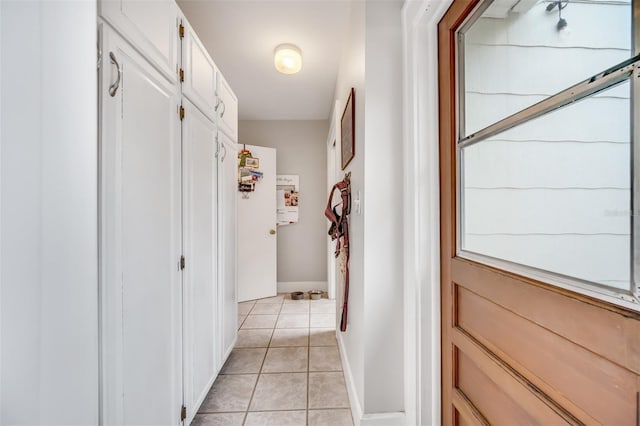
[401,0,454,424]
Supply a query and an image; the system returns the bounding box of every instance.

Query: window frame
[454,0,640,311]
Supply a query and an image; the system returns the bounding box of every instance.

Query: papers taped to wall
[276,175,299,226]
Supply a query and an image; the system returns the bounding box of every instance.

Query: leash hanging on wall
[325,172,351,332]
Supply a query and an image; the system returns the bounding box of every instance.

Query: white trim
[188,333,237,424]
[277,281,328,294]
[360,413,407,426]
[326,100,342,301]
[222,335,236,363]
[337,331,363,426]
[326,101,340,301]
[338,331,406,426]
[402,1,453,425]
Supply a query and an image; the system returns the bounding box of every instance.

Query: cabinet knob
[269,229,276,235]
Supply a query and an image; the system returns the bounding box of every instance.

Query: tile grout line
[241,303,276,426]
[206,296,343,425]
[307,319,311,426]
[242,297,285,425]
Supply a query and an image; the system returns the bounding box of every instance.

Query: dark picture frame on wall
[341,88,355,170]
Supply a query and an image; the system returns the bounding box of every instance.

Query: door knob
[269,229,276,235]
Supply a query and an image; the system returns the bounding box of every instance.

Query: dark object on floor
[291,291,304,300]
[309,290,323,300]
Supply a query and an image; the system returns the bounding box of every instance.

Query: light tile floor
[193,294,354,426]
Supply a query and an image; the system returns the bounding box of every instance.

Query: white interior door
[181,98,217,424]
[100,28,182,426]
[237,145,277,302]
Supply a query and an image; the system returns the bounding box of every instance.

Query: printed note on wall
[276,175,299,226]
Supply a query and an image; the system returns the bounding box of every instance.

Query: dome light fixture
[274,44,302,74]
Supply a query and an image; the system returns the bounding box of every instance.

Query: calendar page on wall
[276,175,299,226]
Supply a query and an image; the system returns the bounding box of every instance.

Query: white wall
[239,120,329,290]
[0,2,98,424]
[332,0,405,421]
[362,0,404,414]
[333,0,366,415]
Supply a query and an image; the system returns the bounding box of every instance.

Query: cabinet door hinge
[180,405,187,422]
[179,105,185,121]
[179,255,185,270]
[179,23,185,39]
[179,68,185,82]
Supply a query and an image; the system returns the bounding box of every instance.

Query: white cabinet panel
[100,27,182,426]
[182,19,218,121]
[182,98,218,424]
[100,0,178,81]
[216,71,238,141]
[218,133,238,366]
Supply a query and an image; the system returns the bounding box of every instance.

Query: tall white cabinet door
[99,0,178,81]
[182,98,218,424]
[100,28,182,426]
[216,71,238,141]
[218,133,238,367]
[182,19,218,121]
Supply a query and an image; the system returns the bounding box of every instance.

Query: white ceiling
[177,0,351,121]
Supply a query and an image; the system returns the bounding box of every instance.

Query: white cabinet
[216,71,239,141]
[181,18,218,121]
[99,26,183,426]
[217,132,238,366]
[182,98,218,424]
[99,0,178,81]
[99,4,239,423]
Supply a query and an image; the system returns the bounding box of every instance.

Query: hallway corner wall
[332,0,366,418]
[362,0,405,415]
[0,2,99,424]
[332,0,406,422]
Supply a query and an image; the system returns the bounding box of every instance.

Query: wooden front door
[438,1,640,424]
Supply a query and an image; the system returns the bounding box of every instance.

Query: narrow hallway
[193,294,353,426]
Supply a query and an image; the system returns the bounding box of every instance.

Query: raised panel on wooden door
[182,20,218,121]
[216,72,238,141]
[99,0,178,81]
[218,133,238,366]
[182,98,218,424]
[99,27,182,426]
[453,261,640,424]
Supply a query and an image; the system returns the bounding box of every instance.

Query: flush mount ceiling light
[274,44,302,74]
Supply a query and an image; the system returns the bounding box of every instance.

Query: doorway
[439,0,640,423]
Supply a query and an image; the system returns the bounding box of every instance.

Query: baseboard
[277,281,327,294]
[337,331,364,426]
[223,335,237,364]
[360,412,406,426]
[337,332,407,426]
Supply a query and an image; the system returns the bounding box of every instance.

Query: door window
[457,0,640,308]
